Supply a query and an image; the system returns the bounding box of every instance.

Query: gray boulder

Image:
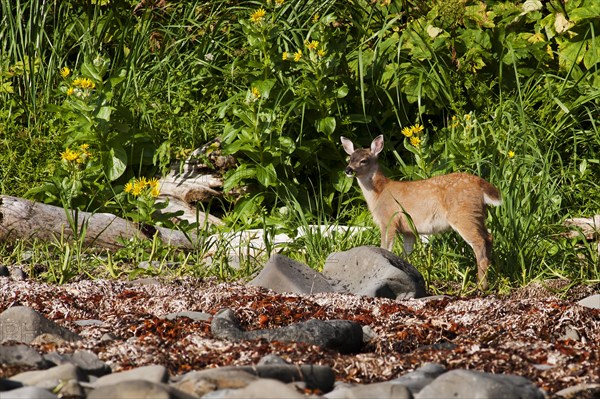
[211,308,363,353]
[91,364,168,387]
[67,350,111,377]
[416,369,546,399]
[0,344,48,368]
[577,294,600,309]
[175,369,259,398]
[8,363,86,391]
[249,254,334,295]
[1,386,59,399]
[323,247,427,299]
[88,380,196,399]
[0,306,80,343]
[392,363,447,394]
[206,378,305,399]
[555,383,600,398]
[325,381,413,398]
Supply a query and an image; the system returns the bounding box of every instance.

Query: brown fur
[341,135,502,290]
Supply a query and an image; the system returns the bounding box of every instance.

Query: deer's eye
[359,159,367,165]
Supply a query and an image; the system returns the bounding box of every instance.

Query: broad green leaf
[81,60,102,82]
[570,5,600,23]
[333,170,353,193]
[317,117,336,136]
[337,84,349,98]
[96,106,112,122]
[105,145,127,181]
[223,165,256,192]
[256,164,277,187]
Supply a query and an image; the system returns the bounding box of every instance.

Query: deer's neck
[356,167,389,204]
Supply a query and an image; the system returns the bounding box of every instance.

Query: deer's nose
[345,166,355,176]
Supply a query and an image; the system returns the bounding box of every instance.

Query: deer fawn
[341,135,502,290]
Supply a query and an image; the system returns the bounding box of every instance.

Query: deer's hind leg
[402,233,416,255]
[450,216,493,290]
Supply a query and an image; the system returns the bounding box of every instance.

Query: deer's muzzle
[345,166,355,177]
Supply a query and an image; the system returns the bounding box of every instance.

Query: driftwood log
[564,215,600,240]
[0,195,198,250]
[0,140,239,250]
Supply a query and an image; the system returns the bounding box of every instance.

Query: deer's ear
[371,135,384,156]
[340,136,355,155]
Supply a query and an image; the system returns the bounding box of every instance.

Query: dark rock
[234,364,335,392]
[416,369,546,399]
[211,308,363,353]
[0,378,24,391]
[0,344,48,369]
[0,306,80,343]
[249,254,335,295]
[323,246,427,299]
[257,354,289,365]
[0,265,9,277]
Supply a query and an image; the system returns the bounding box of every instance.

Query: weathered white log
[0,195,196,250]
[156,167,224,227]
[564,215,600,240]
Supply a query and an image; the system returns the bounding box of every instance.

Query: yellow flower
[306,40,319,50]
[124,181,134,194]
[293,49,302,62]
[312,13,320,23]
[59,67,71,78]
[410,136,422,147]
[79,143,92,157]
[251,8,266,23]
[251,87,261,99]
[317,49,327,58]
[147,178,160,197]
[60,148,80,162]
[464,114,471,121]
[401,126,413,137]
[72,77,96,90]
[451,115,459,128]
[412,123,424,134]
[131,179,145,197]
[66,87,75,96]
[282,51,289,60]
[275,0,284,6]
[507,150,515,159]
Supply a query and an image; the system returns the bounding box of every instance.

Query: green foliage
[0,0,599,289]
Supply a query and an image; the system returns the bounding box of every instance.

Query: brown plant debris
[1,277,598,395]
